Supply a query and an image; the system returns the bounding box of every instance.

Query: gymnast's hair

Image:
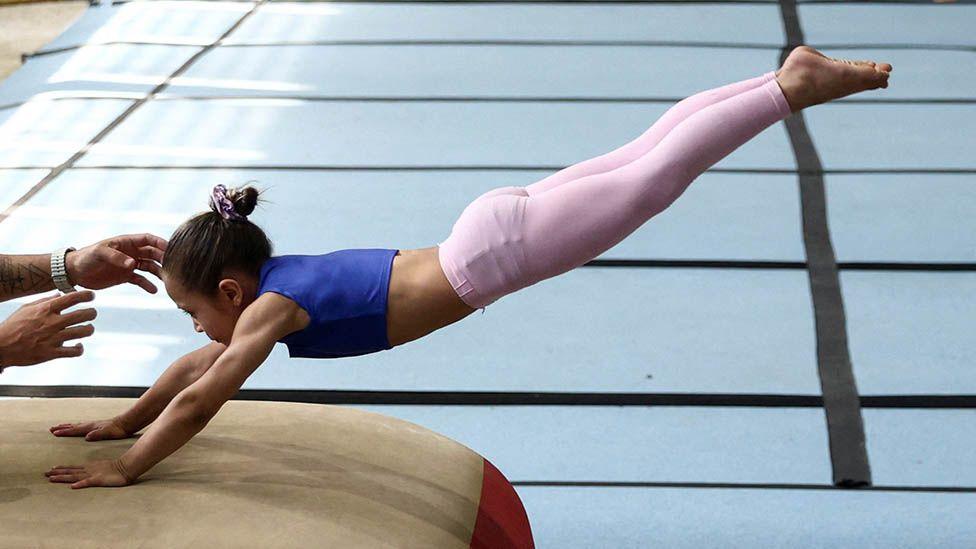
[163,185,273,294]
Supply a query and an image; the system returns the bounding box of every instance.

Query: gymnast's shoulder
[241,290,311,341]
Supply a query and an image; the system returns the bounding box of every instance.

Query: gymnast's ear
[217,278,245,308]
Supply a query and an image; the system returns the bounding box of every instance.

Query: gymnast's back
[257,249,399,359]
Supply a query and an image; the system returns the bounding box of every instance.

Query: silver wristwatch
[51,247,77,293]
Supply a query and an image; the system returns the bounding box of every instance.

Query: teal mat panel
[355,405,831,484]
[0,170,45,211]
[517,486,976,549]
[806,104,976,170]
[864,409,976,487]
[229,3,785,45]
[37,1,252,52]
[826,174,976,263]
[74,100,794,169]
[168,45,781,98]
[842,271,976,395]
[0,99,133,168]
[0,45,200,106]
[800,4,976,46]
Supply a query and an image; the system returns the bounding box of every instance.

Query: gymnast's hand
[45,459,133,489]
[66,233,168,294]
[49,418,132,441]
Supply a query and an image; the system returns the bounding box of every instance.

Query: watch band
[51,247,77,293]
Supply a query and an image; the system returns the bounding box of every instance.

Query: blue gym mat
[1,1,974,546]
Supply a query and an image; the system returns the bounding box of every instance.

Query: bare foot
[774,46,892,112]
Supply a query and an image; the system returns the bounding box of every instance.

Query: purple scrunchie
[210,184,245,221]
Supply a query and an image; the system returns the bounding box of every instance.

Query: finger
[127,273,158,294]
[51,424,90,437]
[99,246,137,271]
[137,245,165,264]
[46,467,83,476]
[49,474,84,484]
[48,290,95,313]
[46,344,84,360]
[49,423,75,431]
[56,307,98,329]
[115,233,168,254]
[30,292,65,306]
[86,429,110,442]
[137,259,163,278]
[71,479,93,489]
[55,324,95,344]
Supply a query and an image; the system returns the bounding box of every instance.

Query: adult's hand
[0,291,96,368]
[66,233,168,294]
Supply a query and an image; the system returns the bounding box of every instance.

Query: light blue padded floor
[35,1,252,51]
[354,405,832,484]
[1,1,974,546]
[827,174,976,263]
[167,45,782,98]
[0,170,44,211]
[0,45,199,107]
[517,486,976,549]
[75,100,794,168]
[0,99,133,167]
[223,3,785,45]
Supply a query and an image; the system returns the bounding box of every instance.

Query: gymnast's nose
[193,319,204,333]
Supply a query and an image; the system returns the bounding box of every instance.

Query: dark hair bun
[228,186,260,217]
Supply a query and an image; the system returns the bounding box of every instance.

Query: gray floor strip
[778,0,872,487]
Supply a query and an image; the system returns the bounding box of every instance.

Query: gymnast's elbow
[172,389,221,428]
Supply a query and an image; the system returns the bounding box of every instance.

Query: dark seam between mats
[0,0,267,226]
[4,386,976,408]
[778,0,871,487]
[512,481,976,493]
[5,96,974,107]
[23,41,976,63]
[24,41,784,60]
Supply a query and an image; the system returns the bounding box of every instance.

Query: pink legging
[437,71,792,309]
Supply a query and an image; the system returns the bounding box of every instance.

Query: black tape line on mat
[4,385,976,408]
[778,0,871,488]
[0,0,267,227]
[23,41,976,64]
[511,481,976,493]
[4,95,976,112]
[0,385,820,406]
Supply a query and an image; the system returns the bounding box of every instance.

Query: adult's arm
[0,233,168,303]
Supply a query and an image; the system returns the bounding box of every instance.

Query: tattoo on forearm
[0,256,51,298]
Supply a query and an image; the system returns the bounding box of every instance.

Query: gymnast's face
[164,275,248,346]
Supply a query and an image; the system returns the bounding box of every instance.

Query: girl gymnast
[46,46,891,488]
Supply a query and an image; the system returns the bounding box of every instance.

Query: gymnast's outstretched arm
[48,342,227,441]
[45,292,308,489]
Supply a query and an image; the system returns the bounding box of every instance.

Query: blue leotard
[256,249,399,359]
